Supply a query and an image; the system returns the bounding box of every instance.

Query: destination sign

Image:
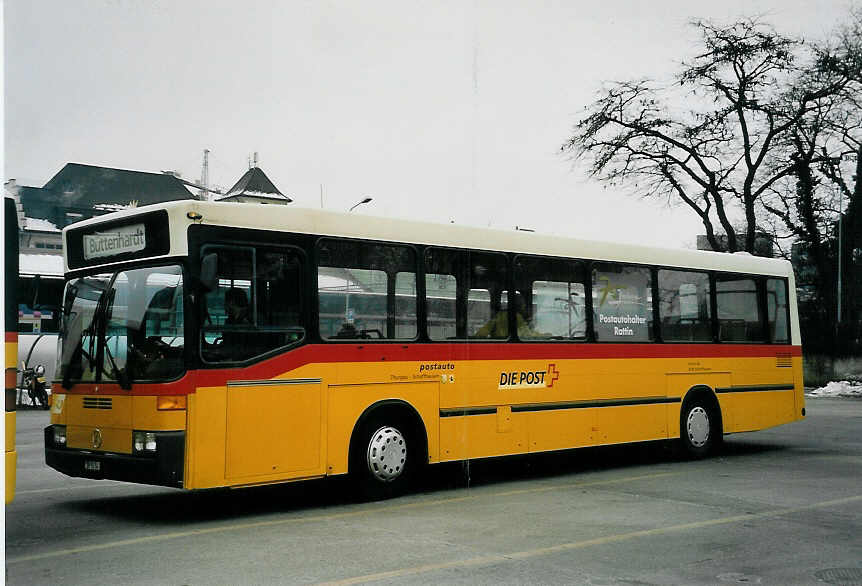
[82,223,146,260]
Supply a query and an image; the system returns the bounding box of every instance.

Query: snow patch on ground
[807,380,862,398]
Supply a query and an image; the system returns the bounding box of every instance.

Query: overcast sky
[3,0,855,248]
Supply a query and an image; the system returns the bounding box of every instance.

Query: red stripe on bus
[5,332,17,343]
[58,343,802,396]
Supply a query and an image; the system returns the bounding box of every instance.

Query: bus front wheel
[351,417,412,500]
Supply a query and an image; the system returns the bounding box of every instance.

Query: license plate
[84,460,101,472]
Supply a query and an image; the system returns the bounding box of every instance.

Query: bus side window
[425,272,458,340]
[201,246,254,362]
[658,269,712,342]
[395,272,418,339]
[592,264,654,342]
[467,252,508,339]
[514,255,586,341]
[256,249,304,343]
[716,276,764,343]
[766,278,789,344]
[424,248,508,340]
[317,239,417,341]
[201,245,305,363]
[593,263,653,342]
[424,248,466,340]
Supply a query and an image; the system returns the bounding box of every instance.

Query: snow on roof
[24,217,60,232]
[20,254,64,277]
[215,190,291,202]
[93,203,135,212]
[217,167,291,202]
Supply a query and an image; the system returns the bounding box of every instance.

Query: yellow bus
[6,196,19,503]
[45,200,804,498]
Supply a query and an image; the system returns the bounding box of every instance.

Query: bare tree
[760,10,862,351]
[563,19,849,253]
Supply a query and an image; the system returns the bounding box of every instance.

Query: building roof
[216,167,291,202]
[14,185,66,229]
[43,163,195,207]
[15,163,197,228]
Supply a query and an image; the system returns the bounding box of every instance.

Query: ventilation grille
[775,353,793,368]
[83,397,112,410]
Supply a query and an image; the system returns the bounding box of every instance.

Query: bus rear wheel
[679,399,721,458]
[351,417,412,500]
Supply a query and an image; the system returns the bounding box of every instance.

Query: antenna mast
[199,149,210,201]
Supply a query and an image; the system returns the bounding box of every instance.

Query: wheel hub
[367,426,407,482]
[687,406,710,448]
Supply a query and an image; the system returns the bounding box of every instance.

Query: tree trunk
[796,157,837,352]
[836,145,862,353]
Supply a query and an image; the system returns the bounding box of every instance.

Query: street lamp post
[838,190,843,324]
[349,197,373,212]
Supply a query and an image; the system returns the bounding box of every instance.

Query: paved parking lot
[6,398,862,585]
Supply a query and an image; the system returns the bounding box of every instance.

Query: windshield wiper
[103,334,131,390]
[93,275,134,389]
[100,288,131,390]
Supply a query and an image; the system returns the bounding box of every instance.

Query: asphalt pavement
[5,398,862,585]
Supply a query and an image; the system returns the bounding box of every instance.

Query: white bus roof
[63,200,794,278]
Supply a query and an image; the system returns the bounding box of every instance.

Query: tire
[679,399,721,458]
[350,415,416,501]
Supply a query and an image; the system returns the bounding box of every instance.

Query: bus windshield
[59,264,185,387]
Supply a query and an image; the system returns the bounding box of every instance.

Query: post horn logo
[92,428,103,449]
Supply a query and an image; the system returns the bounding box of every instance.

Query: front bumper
[44,426,185,488]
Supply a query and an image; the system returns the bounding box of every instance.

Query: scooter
[20,363,49,410]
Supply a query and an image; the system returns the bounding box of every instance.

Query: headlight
[133,431,157,454]
[53,425,67,447]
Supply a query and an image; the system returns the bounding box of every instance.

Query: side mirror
[201,253,218,292]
